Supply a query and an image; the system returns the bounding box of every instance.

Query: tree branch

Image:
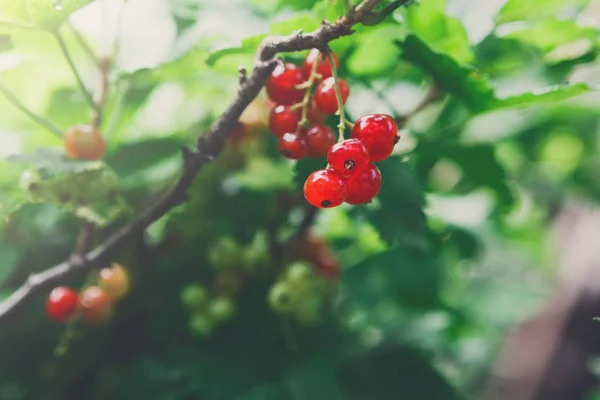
[0,0,384,324]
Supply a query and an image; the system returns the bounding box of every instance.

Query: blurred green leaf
[398,35,495,113]
[0,0,93,30]
[5,148,128,226]
[497,19,597,54]
[0,241,18,286]
[337,342,459,400]
[343,246,441,309]
[233,157,294,192]
[105,138,185,178]
[497,0,589,23]
[494,82,597,109]
[205,34,266,66]
[365,157,426,248]
[403,0,473,63]
[347,24,403,77]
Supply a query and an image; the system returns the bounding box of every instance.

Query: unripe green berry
[294,295,322,326]
[189,313,214,338]
[208,236,242,269]
[180,283,209,312]
[208,297,236,322]
[268,281,297,314]
[285,262,314,293]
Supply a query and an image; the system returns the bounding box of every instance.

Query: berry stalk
[326,51,349,141]
[294,51,321,133]
[0,82,64,138]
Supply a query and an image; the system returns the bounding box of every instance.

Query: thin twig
[55,31,100,114]
[68,23,100,65]
[0,82,64,138]
[0,0,384,324]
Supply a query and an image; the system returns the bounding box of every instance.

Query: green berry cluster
[268,261,330,326]
[180,283,237,338]
[208,233,269,275]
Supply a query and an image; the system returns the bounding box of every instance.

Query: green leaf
[0,241,18,286]
[398,35,495,113]
[343,247,441,309]
[270,14,319,36]
[236,383,289,400]
[497,19,597,54]
[364,157,426,248]
[105,137,186,178]
[232,157,294,192]
[5,148,128,226]
[0,0,93,30]
[205,34,266,66]
[403,0,473,63]
[347,24,404,77]
[337,342,459,400]
[494,82,597,109]
[497,0,590,23]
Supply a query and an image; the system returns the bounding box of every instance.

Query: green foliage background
[0,0,599,399]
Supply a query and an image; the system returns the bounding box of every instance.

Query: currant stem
[296,51,321,132]
[55,31,100,114]
[0,81,63,138]
[326,51,347,141]
[104,78,130,143]
[69,23,100,65]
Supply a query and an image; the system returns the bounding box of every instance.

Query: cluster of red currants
[266,48,346,160]
[264,48,399,209]
[45,263,130,326]
[304,114,398,208]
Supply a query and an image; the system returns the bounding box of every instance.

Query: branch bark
[0,0,384,324]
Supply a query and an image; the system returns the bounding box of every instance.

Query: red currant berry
[307,98,326,123]
[305,123,336,158]
[79,286,114,326]
[64,124,106,160]
[266,63,305,105]
[302,49,339,80]
[304,169,347,208]
[269,105,301,137]
[278,132,308,160]
[351,114,398,162]
[314,77,350,115]
[46,286,79,323]
[345,163,382,205]
[327,138,370,178]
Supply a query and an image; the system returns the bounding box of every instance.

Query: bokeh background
[0,0,600,399]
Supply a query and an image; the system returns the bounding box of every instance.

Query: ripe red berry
[266,63,305,105]
[78,286,114,326]
[64,124,106,160]
[304,169,347,208]
[307,98,326,123]
[269,105,301,137]
[351,114,398,162]
[278,132,308,159]
[314,77,350,115]
[305,123,336,158]
[302,49,339,80]
[46,286,79,323]
[345,163,382,205]
[327,138,370,178]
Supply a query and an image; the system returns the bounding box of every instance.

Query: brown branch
[0,0,384,324]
